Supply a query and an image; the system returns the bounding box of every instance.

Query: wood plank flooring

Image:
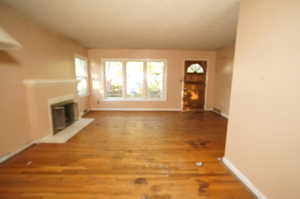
[0,111,255,199]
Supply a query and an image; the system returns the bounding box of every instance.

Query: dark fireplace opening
[51,100,76,134]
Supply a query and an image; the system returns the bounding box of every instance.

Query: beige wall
[89,49,216,110]
[225,0,300,198]
[0,51,32,158]
[0,4,87,157]
[214,46,235,115]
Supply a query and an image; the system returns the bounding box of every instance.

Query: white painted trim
[80,108,91,117]
[90,108,181,111]
[222,158,268,199]
[102,98,167,102]
[23,79,78,86]
[80,111,85,117]
[74,54,88,62]
[0,142,34,163]
[0,27,22,50]
[80,108,90,117]
[48,94,75,105]
[210,108,229,119]
[221,112,229,119]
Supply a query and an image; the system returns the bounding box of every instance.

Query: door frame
[181,58,209,111]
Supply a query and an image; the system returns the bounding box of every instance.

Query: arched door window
[187,64,204,74]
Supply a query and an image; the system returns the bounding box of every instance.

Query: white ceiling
[1,0,240,50]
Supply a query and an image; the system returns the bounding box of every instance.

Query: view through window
[75,57,89,97]
[104,59,166,100]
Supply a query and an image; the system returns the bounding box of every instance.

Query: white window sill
[78,94,90,98]
[103,98,167,102]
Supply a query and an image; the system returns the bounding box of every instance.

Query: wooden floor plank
[0,111,255,199]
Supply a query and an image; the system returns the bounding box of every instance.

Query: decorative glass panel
[187,64,204,74]
[126,61,144,98]
[105,61,123,97]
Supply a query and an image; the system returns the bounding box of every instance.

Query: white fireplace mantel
[23,79,79,87]
[48,94,77,105]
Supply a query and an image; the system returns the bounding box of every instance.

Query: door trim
[181,59,209,111]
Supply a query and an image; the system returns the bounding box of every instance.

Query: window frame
[74,55,89,97]
[102,58,167,101]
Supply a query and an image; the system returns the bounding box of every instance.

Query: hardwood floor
[0,111,255,199]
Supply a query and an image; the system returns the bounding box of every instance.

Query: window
[104,61,123,97]
[126,61,144,98]
[147,61,164,98]
[75,57,89,97]
[187,64,204,74]
[104,59,166,100]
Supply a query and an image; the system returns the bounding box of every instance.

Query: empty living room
[0,0,299,198]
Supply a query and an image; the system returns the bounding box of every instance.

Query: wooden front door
[183,60,207,111]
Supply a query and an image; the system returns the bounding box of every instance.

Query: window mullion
[143,61,148,99]
[103,61,107,98]
[163,62,166,99]
[123,61,127,99]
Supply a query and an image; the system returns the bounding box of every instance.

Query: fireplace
[51,100,76,134]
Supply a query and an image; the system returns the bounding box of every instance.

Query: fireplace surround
[51,100,76,134]
[47,95,79,136]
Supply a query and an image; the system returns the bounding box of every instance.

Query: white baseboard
[211,109,229,119]
[80,111,85,117]
[80,108,91,117]
[220,112,229,119]
[0,141,35,163]
[90,108,182,111]
[0,118,94,163]
[0,133,48,163]
[222,157,268,199]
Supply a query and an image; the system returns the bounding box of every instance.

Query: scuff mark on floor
[134,178,148,185]
[196,179,209,193]
[185,139,211,148]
